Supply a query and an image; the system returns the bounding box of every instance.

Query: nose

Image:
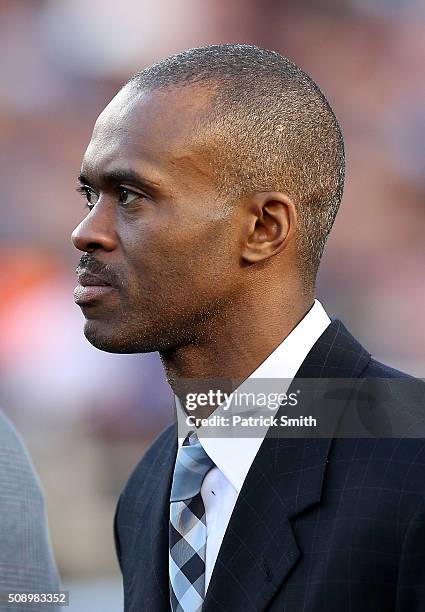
[72,201,117,253]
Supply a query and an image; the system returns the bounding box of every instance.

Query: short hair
[127,44,345,284]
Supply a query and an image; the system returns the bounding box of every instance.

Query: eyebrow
[77,168,161,192]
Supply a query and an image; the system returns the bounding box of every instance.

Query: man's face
[72,84,242,353]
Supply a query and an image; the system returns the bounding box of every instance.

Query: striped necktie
[169,432,214,611]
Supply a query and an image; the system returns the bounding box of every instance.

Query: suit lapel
[203,319,371,611]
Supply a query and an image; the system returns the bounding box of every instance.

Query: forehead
[82,84,214,184]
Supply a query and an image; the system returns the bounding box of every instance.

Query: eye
[119,186,142,205]
[76,185,99,210]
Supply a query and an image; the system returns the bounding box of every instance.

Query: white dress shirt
[175,299,330,590]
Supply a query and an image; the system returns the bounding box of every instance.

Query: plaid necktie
[169,432,214,611]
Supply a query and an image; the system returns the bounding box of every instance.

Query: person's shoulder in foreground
[0,410,60,612]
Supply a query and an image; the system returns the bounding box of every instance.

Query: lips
[74,271,114,305]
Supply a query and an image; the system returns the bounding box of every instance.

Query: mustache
[76,254,124,288]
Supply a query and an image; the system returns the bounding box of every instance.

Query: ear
[241,192,297,264]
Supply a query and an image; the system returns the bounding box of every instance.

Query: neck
[160,285,314,403]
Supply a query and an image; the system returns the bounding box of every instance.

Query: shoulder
[362,357,414,379]
[334,353,425,497]
[0,411,60,592]
[0,410,44,500]
[0,409,28,450]
[359,357,425,412]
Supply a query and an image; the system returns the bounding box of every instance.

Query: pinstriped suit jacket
[114,320,425,611]
[0,411,60,612]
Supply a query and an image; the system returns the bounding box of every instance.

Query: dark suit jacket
[114,320,425,611]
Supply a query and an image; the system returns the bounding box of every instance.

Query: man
[72,45,425,611]
[0,410,60,612]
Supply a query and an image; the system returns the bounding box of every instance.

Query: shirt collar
[175,299,331,493]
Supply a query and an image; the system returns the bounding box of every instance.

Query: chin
[82,318,175,354]
[82,320,139,354]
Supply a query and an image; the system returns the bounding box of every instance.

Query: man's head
[72,44,344,354]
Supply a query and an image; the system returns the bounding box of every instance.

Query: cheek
[123,216,238,302]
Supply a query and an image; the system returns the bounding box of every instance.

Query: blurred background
[0,0,424,610]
